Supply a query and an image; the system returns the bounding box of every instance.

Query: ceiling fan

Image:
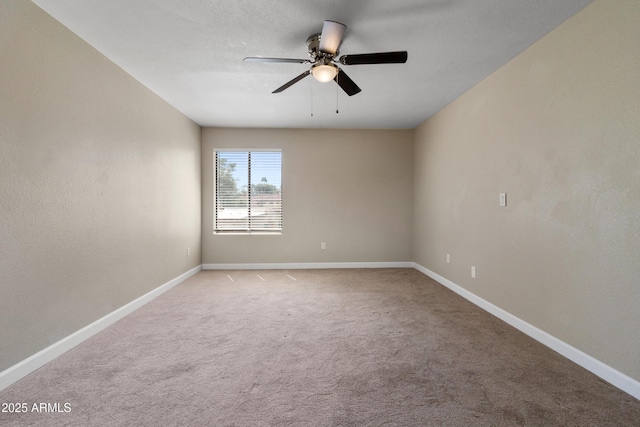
[244,20,408,96]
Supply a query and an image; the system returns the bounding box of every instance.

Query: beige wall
[202,127,414,264]
[413,0,640,381]
[0,1,201,371]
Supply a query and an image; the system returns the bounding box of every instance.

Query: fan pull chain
[336,73,339,114]
[310,78,314,117]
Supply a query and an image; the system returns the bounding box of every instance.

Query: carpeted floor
[1,268,639,426]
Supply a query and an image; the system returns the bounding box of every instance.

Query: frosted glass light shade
[312,64,338,82]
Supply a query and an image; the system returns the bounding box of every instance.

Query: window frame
[213,148,283,234]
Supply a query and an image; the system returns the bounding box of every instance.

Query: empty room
[1,0,638,425]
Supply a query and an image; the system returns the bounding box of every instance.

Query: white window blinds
[215,150,282,232]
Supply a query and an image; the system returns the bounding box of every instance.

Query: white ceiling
[31,0,593,129]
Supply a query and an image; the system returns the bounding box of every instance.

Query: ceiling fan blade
[334,69,361,96]
[244,57,309,64]
[319,20,346,55]
[339,51,408,65]
[272,70,311,93]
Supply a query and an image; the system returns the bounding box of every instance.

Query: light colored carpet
[1,268,639,426]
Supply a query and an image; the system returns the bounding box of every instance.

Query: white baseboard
[203,261,414,270]
[0,264,202,392]
[412,263,640,400]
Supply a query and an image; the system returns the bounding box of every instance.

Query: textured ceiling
[31,0,593,129]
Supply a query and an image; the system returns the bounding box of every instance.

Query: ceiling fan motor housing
[306,33,338,61]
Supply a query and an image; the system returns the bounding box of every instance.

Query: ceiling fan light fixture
[311,63,338,82]
[247,19,406,96]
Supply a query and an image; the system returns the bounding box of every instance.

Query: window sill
[213,231,282,236]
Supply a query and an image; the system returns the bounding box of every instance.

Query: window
[214,150,282,232]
